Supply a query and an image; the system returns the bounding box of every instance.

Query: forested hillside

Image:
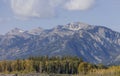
[0,56,120,76]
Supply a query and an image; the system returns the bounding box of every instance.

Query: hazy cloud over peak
[11,0,57,18]
[10,0,95,19]
[65,0,95,10]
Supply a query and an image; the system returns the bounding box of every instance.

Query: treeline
[0,56,112,74]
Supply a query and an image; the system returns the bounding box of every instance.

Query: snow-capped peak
[19,30,24,33]
[55,22,90,31]
[6,28,25,35]
[65,22,89,30]
[29,27,43,35]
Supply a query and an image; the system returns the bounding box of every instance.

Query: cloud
[10,0,60,18]
[65,0,95,11]
[10,0,95,19]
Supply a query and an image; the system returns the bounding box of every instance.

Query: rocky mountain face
[0,22,120,65]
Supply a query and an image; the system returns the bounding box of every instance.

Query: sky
[0,0,120,34]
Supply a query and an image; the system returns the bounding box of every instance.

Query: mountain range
[0,22,120,65]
